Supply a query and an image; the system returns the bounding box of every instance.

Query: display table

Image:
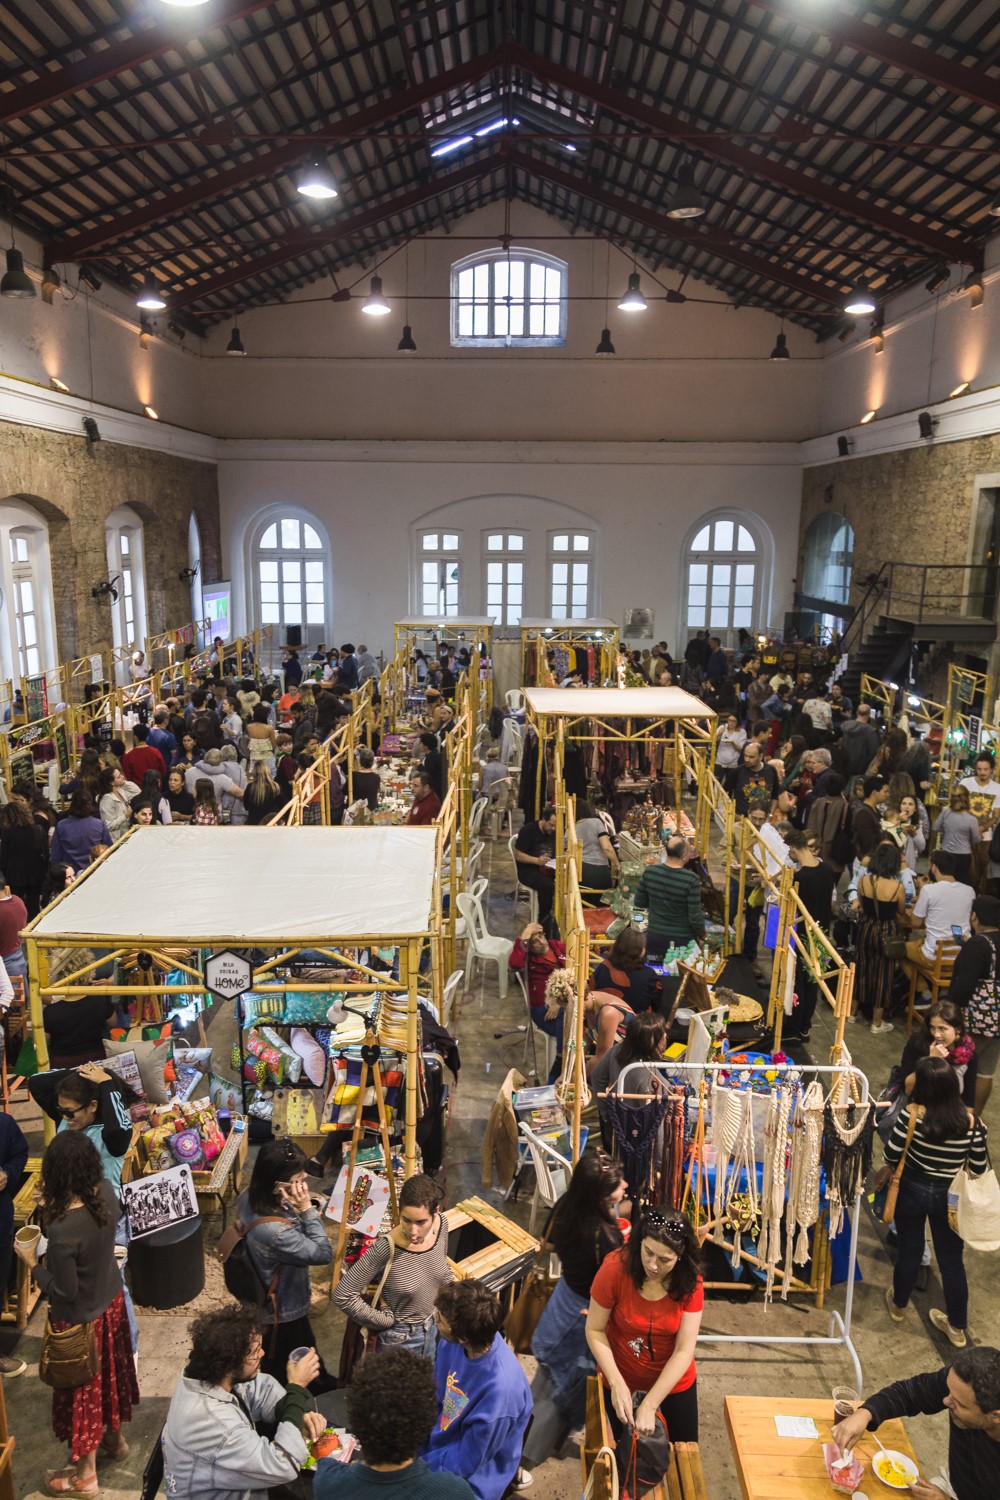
[724,1395,918,1500]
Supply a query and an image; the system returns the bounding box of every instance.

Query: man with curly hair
[162,1303,326,1500]
[314,1347,473,1500]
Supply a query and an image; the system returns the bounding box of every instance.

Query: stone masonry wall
[0,422,220,662]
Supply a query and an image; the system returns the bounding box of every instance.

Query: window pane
[283,583,302,605]
[508,534,523,550]
[551,587,567,609]
[458,268,473,298]
[508,603,522,625]
[22,615,36,647]
[733,586,754,607]
[120,533,130,555]
[508,303,524,338]
[26,646,40,675]
[712,564,732,585]
[423,562,438,583]
[735,564,755,586]
[508,563,523,583]
[689,564,708,586]
[284,602,302,624]
[281,518,300,549]
[528,301,544,336]
[443,534,458,550]
[19,579,33,611]
[260,583,279,604]
[732,607,753,627]
[259,561,279,582]
[260,523,277,548]
[687,587,707,607]
[306,583,324,604]
[691,525,710,550]
[552,563,568,583]
[473,301,488,336]
[487,563,503,582]
[422,534,439,550]
[687,606,706,627]
[487,534,503,551]
[572,585,588,606]
[458,303,473,337]
[508,585,522,605]
[282,560,301,582]
[737,526,755,552]
[573,534,590,551]
[714,519,734,551]
[572,563,589,586]
[306,603,325,624]
[305,561,324,582]
[303,524,322,549]
[261,600,280,624]
[552,534,569,552]
[487,588,504,608]
[709,607,729,628]
[571,602,588,619]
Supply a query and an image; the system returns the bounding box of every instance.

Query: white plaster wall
[219,439,803,656]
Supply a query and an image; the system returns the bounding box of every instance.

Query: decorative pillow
[282,992,339,1025]
[103,1038,171,1105]
[141,1122,176,1172]
[245,1028,285,1084]
[247,1088,274,1121]
[314,1026,333,1057]
[168,1127,206,1170]
[260,1025,303,1085]
[242,994,284,1025]
[291,1027,326,1088]
[244,1058,268,1087]
[173,1044,213,1072]
[208,1072,241,1113]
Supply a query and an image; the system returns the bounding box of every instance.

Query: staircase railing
[840,561,996,659]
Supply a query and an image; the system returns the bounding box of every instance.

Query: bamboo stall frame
[519,618,619,688]
[22,825,439,1175]
[393,616,494,722]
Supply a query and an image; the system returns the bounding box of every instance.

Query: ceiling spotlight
[50,377,70,394]
[0,248,36,298]
[136,273,166,310]
[139,316,155,350]
[41,265,60,304]
[964,273,984,308]
[860,409,877,424]
[397,323,417,352]
[617,272,647,312]
[158,0,212,8]
[925,264,950,293]
[872,329,885,355]
[143,405,159,420]
[837,436,853,457]
[361,275,391,315]
[667,160,706,220]
[79,265,102,292]
[226,322,246,356]
[296,157,339,200]
[595,326,616,356]
[918,411,937,439]
[950,381,971,398]
[769,331,790,361]
[844,283,877,316]
[989,191,1000,217]
[82,417,101,444]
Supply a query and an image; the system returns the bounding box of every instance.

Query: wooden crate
[137,1117,249,1224]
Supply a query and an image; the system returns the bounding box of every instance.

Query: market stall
[23,825,439,1175]
[392,615,494,722]
[519,618,618,688]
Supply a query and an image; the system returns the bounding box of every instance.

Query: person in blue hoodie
[423,1279,532,1500]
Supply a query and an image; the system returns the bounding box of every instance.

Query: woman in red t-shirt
[586,1210,703,1442]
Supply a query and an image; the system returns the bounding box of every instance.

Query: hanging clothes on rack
[781,1080,825,1300]
[656,1090,688,1209]
[604,1092,669,1206]
[711,1083,758,1267]
[518,726,545,816]
[757,1084,794,1302]
[823,1080,873,1239]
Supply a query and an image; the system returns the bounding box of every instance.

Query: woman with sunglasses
[238,1141,334,1390]
[586,1210,703,1441]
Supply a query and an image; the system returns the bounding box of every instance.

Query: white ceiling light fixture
[843,283,877,316]
[296,157,339,200]
[667,160,706,220]
[136,273,166,310]
[362,275,391,316]
[617,270,647,312]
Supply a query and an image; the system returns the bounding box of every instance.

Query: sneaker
[845,1014,859,1025]
[512,1469,534,1489]
[0,1356,25,1377]
[885,1287,905,1323]
[929,1309,967,1348]
[870,1022,895,1035]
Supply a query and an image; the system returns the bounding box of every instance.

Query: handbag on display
[881,1105,919,1225]
[966,941,1000,1040]
[949,1123,1000,1251]
[39,1317,98,1390]
[504,1234,558,1355]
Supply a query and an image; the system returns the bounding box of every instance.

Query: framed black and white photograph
[624,606,654,639]
[121,1164,199,1240]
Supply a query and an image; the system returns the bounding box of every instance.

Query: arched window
[0,501,58,685]
[802,511,854,604]
[451,248,567,347]
[105,505,148,683]
[684,514,760,645]
[188,514,204,628]
[251,510,329,646]
[548,530,596,619]
[484,531,524,626]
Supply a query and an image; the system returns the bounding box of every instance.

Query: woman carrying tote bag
[875,1057,989,1349]
[14,1132,138,1497]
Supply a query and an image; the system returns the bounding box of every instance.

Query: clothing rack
[615,1059,868,1390]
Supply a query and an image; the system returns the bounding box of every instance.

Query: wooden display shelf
[2,1159,42,1329]
[137,1117,249,1226]
[445,1196,538,1284]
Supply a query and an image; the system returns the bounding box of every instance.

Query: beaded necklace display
[823,1071,873,1239]
[712,1082,757,1267]
[758,1083,794,1302]
[781,1080,825,1300]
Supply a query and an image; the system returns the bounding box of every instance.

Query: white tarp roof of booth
[519,618,616,630]
[395,616,492,629]
[524,687,716,719]
[30,826,438,942]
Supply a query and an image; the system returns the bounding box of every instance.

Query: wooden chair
[902,937,960,1034]
[581,1376,710,1500]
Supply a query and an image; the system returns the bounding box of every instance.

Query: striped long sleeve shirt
[883,1109,988,1181]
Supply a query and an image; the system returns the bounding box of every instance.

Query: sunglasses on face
[59,1106,83,1119]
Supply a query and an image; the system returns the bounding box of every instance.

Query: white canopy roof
[524,686,716,719]
[30,826,438,943]
[519,618,616,631]
[395,616,492,629]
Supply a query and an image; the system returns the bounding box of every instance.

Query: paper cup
[15,1225,40,1252]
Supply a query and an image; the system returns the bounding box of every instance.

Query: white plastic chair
[454,875,488,945]
[457,891,513,996]
[519,1121,571,1234]
[468,796,489,842]
[512,968,558,1081]
[440,968,465,1030]
[463,838,485,890]
[508,834,540,923]
[506,688,525,712]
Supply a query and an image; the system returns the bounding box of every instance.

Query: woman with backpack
[234,1141,333,1389]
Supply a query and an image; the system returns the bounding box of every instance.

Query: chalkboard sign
[8,746,35,794]
[25,675,48,723]
[53,721,70,775]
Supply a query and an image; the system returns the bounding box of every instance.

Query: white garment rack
[615,1059,869,1390]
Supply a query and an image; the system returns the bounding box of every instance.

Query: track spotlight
[82,417,102,444]
[397,323,417,352]
[843,284,877,316]
[837,436,853,457]
[964,273,984,308]
[769,331,790,361]
[79,265,102,292]
[595,327,616,356]
[667,161,706,220]
[139,316,155,350]
[50,377,70,394]
[0,248,35,298]
[361,275,391,315]
[226,322,246,356]
[925,264,950,294]
[296,157,339,200]
[872,328,885,355]
[143,405,159,420]
[617,272,647,312]
[918,411,937,439]
[950,381,971,398]
[136,273,166,311]
[41,264,60,304]
[860,410,877,424]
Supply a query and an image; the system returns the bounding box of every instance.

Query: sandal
[44,1470,99,1496]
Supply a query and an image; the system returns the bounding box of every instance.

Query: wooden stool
[902,938,959,1033]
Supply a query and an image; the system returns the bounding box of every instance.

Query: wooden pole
[403,938,419,1177]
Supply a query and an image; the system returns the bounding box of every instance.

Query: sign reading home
[204,949,253,1001]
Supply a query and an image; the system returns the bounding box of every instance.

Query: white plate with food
[871,1450,919,1489]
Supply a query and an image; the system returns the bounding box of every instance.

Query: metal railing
[841,561,995,659]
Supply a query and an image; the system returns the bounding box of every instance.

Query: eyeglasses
[58,1106,82,1119]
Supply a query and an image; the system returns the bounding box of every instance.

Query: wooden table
[725,1395,920,1499]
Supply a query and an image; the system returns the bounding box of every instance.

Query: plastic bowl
[872,1450,919,1489]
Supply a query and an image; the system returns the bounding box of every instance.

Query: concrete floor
[3,816,998,1498]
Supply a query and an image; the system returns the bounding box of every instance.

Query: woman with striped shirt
[880,1057,988,1347]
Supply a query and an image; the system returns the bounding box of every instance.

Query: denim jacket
[162,1373,307,1500]
[236,1190,333,1322]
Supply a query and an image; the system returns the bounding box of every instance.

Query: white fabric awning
[30,826,438,943]
[524,686,716,719]
[394,616,492,630]
[519,618,616,631]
